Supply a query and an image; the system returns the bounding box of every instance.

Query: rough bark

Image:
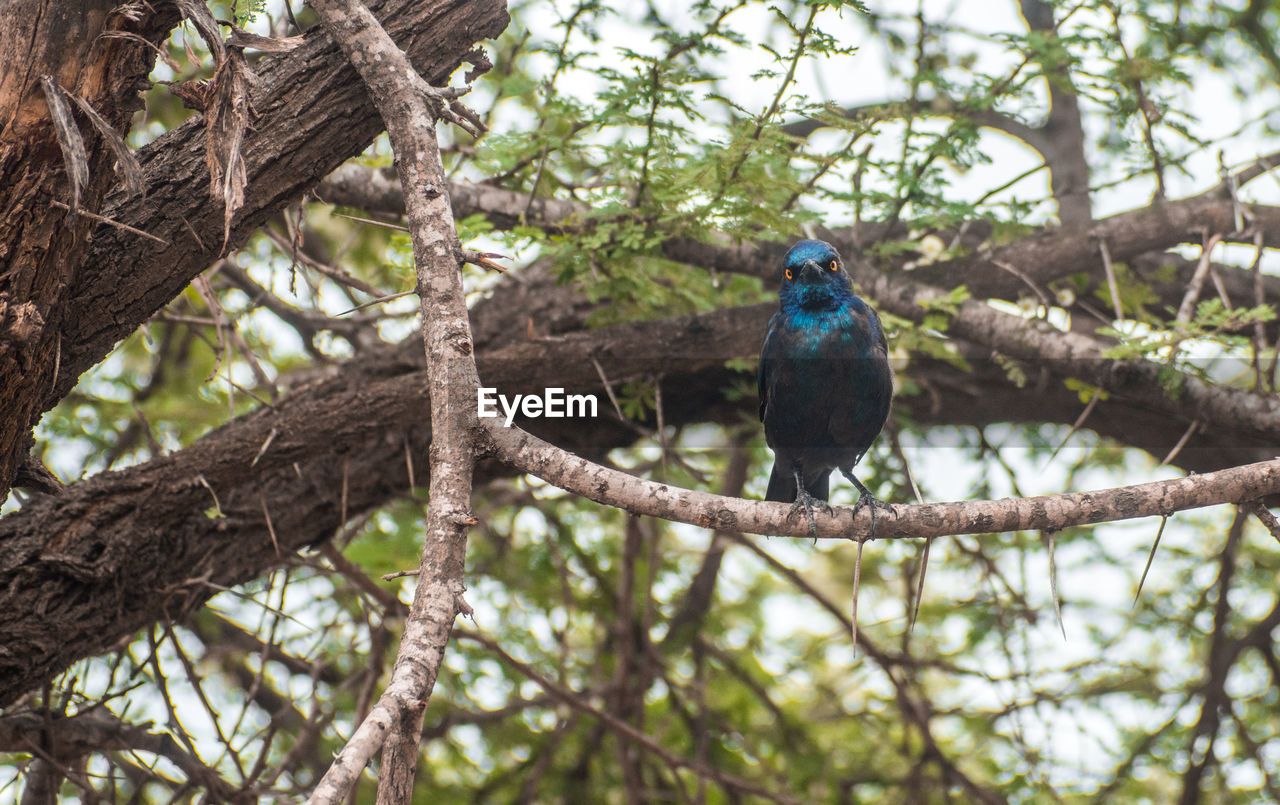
[0,281,758,705]
[0,0,180,497]
[0,0,509,502]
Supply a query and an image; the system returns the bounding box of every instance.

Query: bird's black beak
[797,259,825,283]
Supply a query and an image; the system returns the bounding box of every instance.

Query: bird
[758,239,893,539]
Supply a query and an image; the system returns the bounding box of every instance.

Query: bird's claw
[787,488,832,543]
[851,492,894,539]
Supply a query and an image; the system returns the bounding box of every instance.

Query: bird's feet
[843,472,894,538]
[787,479,833,543]
[851,492,894,538]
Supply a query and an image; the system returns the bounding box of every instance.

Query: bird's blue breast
[775,297,877,356]
[782,306,857,349]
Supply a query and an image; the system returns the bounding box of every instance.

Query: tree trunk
[0,1,180,496]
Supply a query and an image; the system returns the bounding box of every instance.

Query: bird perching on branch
[758,239,894,539]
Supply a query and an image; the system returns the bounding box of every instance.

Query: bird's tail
[765,463,829,502]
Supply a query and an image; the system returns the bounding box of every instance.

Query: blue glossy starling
[758,239,893,538]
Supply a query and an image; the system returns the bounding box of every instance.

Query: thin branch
[1131,514,1170,612]
[49,200,169,245]
[1249,500,1280,544]
[305,0,484,802]
[484,422,1280,542]
[1045,530,1066,639]
[1097,237,1124,323]
[456,629,802,805]
[1175,233,1223,324]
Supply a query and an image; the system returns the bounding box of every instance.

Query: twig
[1097,237,1124,323]
[461,248,509,273]
[263,227,385,298]
[1160,420,1199,467]
[591,357,627,421]
[381,569,421,581]
[340,458,349,527]
[1175,233,1222,324]
[1133,514,1169,606]
[910,537,932,633]
[319,543,406,612]
[403,433,416,495]
[331,211,408,231]
[851,537,864,651]
[196,474,223,518]
[1249,500,1280,545]
[334,289,416,316]
[992,259,1053,311]
[259,491,280,556]
[1248,230,1269,391]
[251,427,278,468]
[1045,386,1102,467]
[1046,530,1066,639]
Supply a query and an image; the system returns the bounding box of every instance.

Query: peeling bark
[0,0,510,502]
[0,0,180,497]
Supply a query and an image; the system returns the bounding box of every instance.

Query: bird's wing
[757,313,781,422]
[868,307,890,356]
[825,306,894,455]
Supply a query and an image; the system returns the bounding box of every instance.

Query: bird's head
[778,239,853,310]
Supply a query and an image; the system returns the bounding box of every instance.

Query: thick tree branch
[44,0,509,422]
[863,270,1280,444]
[0,297,762,707]
[652,203,1280,447]
[906,186,1280,301]
[317,164,586,232]
[1019,0,1092,224]
[663,170,1280,305]
[0,0,508,504]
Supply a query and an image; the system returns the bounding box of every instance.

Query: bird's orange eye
[828,259,838,271]
[785,268,793,280]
